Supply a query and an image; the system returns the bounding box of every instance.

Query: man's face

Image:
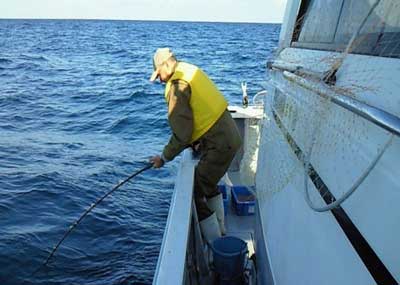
[157,62,173,83]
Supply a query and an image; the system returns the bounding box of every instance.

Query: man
[149,48,242,244]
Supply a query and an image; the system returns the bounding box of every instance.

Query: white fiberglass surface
[270,46,400,280]
[256,106,375,285]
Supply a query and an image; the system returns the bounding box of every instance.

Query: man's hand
[150,155,165,168]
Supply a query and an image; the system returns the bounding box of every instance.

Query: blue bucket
[211,236,248,282]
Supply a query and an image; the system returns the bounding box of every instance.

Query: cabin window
[292,0,400,58]
[273,89,298,133]
[273,89,287,117]
[296,0,343,43]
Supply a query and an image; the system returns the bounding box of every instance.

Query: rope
[304,134,394,212]
[31,162,153,277]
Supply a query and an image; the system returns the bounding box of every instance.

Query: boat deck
[153,106,262,284]
[223,171,256,257]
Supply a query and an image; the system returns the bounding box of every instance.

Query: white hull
[256,0,400,284]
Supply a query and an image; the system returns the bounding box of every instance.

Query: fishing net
[255,0,399,210]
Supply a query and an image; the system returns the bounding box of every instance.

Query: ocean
[0,19,280,284]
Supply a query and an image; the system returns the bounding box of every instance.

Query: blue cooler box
[231,186,256,216]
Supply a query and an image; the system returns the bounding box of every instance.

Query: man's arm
[162,79,193,162]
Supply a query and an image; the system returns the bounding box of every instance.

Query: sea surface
[0,19,280,285]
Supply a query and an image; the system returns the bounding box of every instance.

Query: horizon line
[0,17,282,25]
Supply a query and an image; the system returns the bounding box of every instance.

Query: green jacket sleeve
[162,80,193,161]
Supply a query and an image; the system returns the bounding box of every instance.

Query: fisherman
[149,48,242,244]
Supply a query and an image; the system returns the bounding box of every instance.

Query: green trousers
[194,110,242,221]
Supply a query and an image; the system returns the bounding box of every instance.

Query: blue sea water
[0,19,280,284]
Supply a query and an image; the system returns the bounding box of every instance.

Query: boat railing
[153,150,196,285]
[253,90,268,105]
[268,61,400,137]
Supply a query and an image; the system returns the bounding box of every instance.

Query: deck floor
[223,171,255,257]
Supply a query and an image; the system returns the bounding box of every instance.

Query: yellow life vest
[165,62,228,143]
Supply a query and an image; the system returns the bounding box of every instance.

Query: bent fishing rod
[31,162,153,277]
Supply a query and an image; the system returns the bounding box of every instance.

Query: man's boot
[207,194,226,235]
[199,212,221,244]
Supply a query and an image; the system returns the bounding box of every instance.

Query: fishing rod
[31,162,153,277]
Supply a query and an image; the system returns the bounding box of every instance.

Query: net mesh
[254,0,399,209]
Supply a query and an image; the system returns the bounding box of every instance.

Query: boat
[153,0,400,284]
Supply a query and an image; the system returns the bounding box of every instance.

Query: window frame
[291,0,400,59]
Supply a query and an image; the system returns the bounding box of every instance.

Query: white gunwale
[152,150,195,285]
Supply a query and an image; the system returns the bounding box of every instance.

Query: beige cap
[150,48,174,81]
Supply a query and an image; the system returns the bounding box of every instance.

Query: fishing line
[31,162,153,277]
